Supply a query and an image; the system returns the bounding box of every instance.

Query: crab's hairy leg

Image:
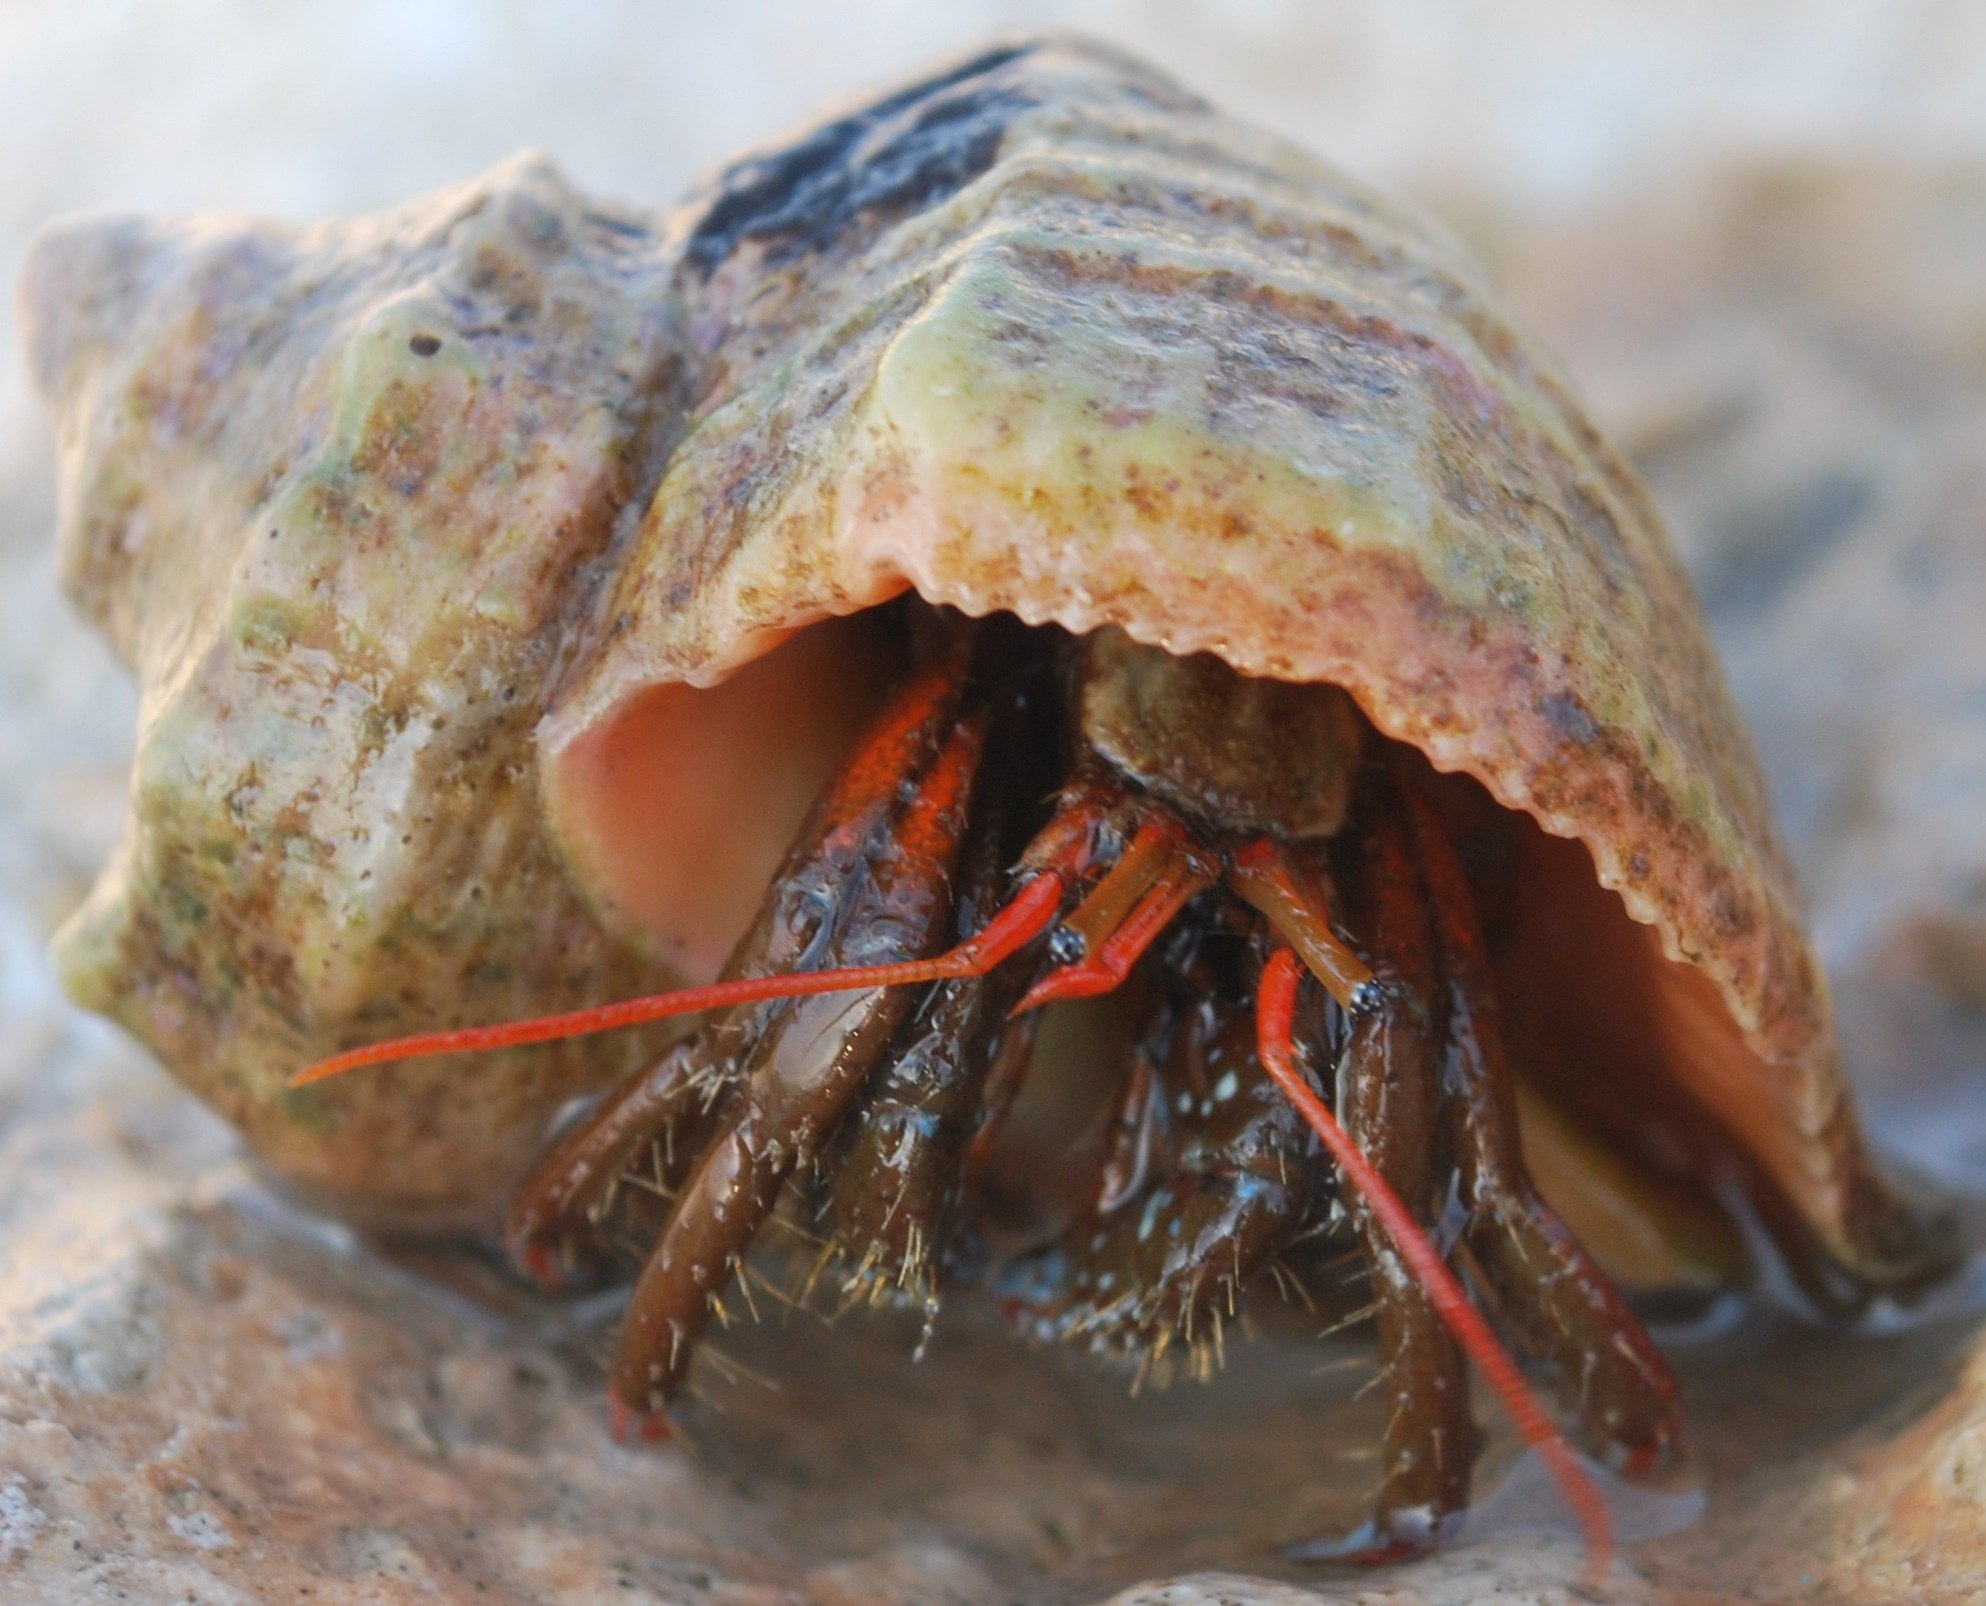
[1001,972,1179,1344]
[1257,950,1615,1587]
[611,716,985,1428]
[1398,765,1682,1474]
[507,1034,718,1289]
[1013,835,1218,1013]
[510,827,891,1286]
[825,793,1046,1312]
[1323,822,1478,1553]
[501,645,978,1281]
[509,771,1109,1296]
[827,971,1021,1312]
[1005,973,1317,1370]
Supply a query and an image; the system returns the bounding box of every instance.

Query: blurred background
[6,4,1986,1600]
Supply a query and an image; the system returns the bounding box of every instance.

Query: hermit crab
[22,36,1949,1576]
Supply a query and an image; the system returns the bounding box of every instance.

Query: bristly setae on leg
[295,606,1694,1580]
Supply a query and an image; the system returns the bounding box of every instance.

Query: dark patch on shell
[684,43,1037,275]
[1536,690,1602,746]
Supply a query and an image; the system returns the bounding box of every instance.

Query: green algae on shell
[21,38,1935,1286]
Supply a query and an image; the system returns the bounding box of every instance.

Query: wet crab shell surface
[21,37,1920,1280]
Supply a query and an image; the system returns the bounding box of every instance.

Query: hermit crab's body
[22,37,1944,1568]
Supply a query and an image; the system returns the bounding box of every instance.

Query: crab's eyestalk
[1227,837,1376,1011]
[1012,820,1218,1012]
